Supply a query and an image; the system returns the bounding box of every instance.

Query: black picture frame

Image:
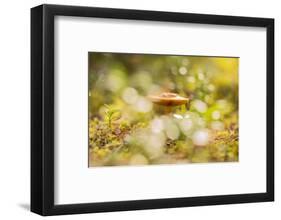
[31,4,274,216]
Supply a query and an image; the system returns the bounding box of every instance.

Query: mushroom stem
[165,106,172,114]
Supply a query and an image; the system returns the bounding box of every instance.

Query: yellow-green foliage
[88,53,239,166]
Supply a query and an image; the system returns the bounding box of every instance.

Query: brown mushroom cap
[148,92,189,106]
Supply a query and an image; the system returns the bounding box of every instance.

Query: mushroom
[148,92,189,114]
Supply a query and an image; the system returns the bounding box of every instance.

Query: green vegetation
[89,53,238,166]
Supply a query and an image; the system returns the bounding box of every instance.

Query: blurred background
[88,52,238,166]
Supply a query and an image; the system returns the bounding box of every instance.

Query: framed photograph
[31,4,274,216]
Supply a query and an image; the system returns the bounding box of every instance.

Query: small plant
[104,104,121,128]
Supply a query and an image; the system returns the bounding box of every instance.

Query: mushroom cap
[148,92,189,106]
